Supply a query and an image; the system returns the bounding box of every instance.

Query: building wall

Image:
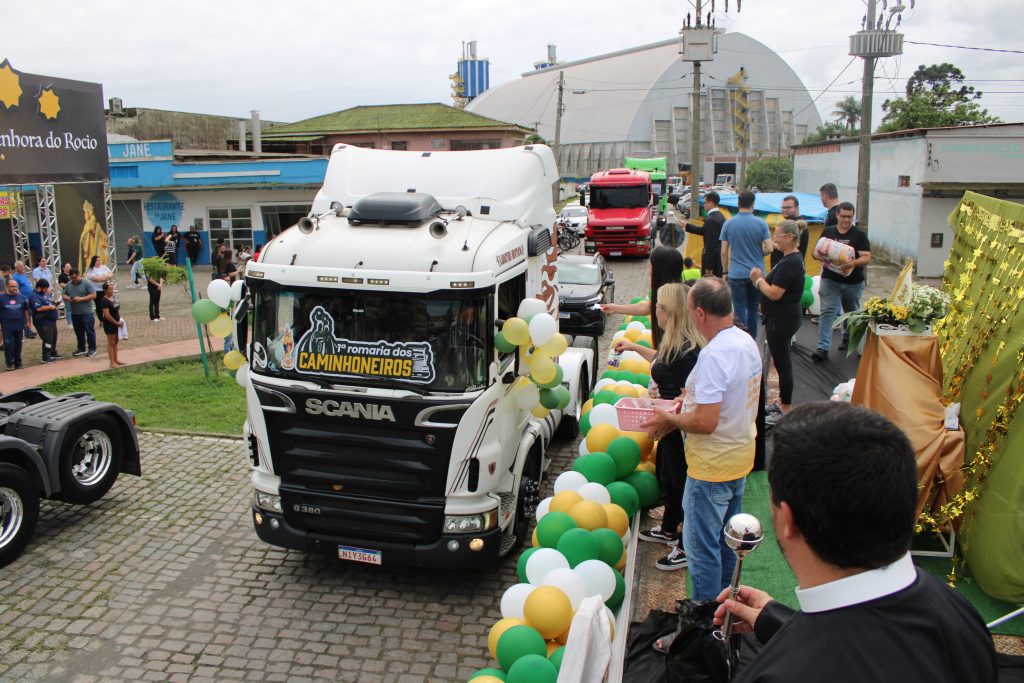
[862,137,927,266]
[918,198,961,277]
[924,129,1024,183]
[107,108,280,150]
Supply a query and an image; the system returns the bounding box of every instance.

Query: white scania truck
[239,144,595,568]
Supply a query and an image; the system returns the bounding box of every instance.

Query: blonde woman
[614,282,703,571]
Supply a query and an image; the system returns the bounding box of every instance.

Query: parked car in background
[558,253,615,337]
[558,204,589,236]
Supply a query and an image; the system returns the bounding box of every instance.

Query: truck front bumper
[251,507,504,569]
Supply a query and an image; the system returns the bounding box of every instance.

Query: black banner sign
[0,59,108,183]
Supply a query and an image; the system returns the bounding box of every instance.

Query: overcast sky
[5,0,1023,129]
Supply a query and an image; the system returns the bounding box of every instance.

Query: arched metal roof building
[468,33,823,180]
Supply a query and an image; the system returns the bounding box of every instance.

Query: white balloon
[207,279,232,309]
[621,350,645,363]
[518,298,548,322]
[235,364,249,388]
[612,330,625,343]
[578,440,590,457]
[526,548,570,585]
[554,471,588,494]
[500,583,536,620]
[230,279,245,302]
[577,482,611,505]
[516,383,540,410]
[575,559,617,601]
[528,313,557,347]
[593,378,615,393]
[809,275,822,315]
[542,568,588,611]
[589,403,620,430]
[604,606,617,639]
[535,496,552,521]
[626,321,646,333]
[614,380,633,387]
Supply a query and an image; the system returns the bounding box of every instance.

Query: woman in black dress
[98,282,126,368]
[751,219,806,420]
[152,226,166,259]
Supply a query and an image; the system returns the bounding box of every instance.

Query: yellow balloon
[532,404,551,419]
[615,384,640,398]
[637,387,650,399]
[636,461,656,474]
[550,490,583,514]
[619,358,643,374]
[602,503,629,536]
[581,398,594,416]
[586,423,620,454]
[569,500,609,531]
[532,527,540,547]
[503,317,531,345]
[624,315,634,324]
[546,640,562,656]
[223,350,245,370]
[539,333,568,357]
[638,332,654,346]
[472,677,505,683]
[555,625,571,645]
[624,328,641,343]
[531,354,557,384]
[615,554,627,572]
[208,313,232,338]
[524,586,573,639]
[623,430,654,457]
[488,617,525,659]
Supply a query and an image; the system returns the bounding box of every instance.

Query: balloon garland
[470,308,662,681]
[191,279,250,388]
[499,299,572,418]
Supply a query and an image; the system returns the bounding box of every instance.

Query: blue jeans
[683,475,746,601]
[728,278,760,339]
[817,279,865,352]
[3,328,23,367]
[71,312,97,352]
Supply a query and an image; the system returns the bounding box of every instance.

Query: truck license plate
[559,312,570,319]
[338,545,382,565]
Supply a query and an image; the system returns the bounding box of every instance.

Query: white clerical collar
[795,553,916,613]
[708,208,721,214]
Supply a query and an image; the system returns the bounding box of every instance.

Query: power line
[793,57,859,120]
[905,40,1024,55]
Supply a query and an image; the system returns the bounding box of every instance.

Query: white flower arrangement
[907,284,950,328]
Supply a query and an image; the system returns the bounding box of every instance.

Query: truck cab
[581,168,654,257]
[241,145,593,569]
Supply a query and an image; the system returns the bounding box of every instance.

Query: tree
[878,63,1000,133]
[833,96,861,131]
[804,121,856,144]
[743,157,793,192]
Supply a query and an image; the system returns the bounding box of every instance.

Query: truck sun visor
[348,192,443,225]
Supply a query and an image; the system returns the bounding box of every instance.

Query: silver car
[558,204,589,236]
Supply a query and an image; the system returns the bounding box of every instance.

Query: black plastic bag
[665,599,731,683]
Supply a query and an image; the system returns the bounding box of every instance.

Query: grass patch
[43,357,245,435]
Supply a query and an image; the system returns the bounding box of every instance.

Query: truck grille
[589,228,646,249]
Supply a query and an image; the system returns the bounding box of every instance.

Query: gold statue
[78,200,108,272]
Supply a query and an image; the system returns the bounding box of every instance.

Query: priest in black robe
[714,402,997,683]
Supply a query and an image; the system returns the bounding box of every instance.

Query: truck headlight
[254,490,282,513]
[444,509,498,533]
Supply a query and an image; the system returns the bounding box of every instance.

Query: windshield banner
[292,306,436,384]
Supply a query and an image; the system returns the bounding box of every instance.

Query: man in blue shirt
[720,191,773,339]
[11,261,37,339]
[29,279,63,364]
[2,278,30,370]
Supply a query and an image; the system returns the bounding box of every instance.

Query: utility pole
[690,57,702,218]
[850,0,908,232]
[553,71,565,204]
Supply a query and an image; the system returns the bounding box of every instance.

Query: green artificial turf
[688,471,1023,636]
[43,357,246,436]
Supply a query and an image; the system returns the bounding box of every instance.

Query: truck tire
[0,463,40,568]
[57,414,124,505]
[557,370,589,441]
[571,335,600,387]
[502,456,540,557]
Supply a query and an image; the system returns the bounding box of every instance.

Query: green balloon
[636,339,652,348]
[539,388,561,410]
[602,369,622,382]
[470,668,508,681]
[507,654,557,683]
[591,527,625,566]
[606,569,626,610]
[616,371,637,386]
[633,372,651,388]
[517,547,540,583]
[606,481,640,518]
[556,528,600,567]
[572,452,617,485]
[497,625,547,671]
[622,471,660,507]
[630,296,645,304]
[192,298,223,324]
[554,385,571,410]
[800,290,814,309]
[536,511,577,548]
[495,331,517,353]
[535,364,564,389]
[580,411,591,437]
[594,389,619,406]
[618,323,628,331]
[607,437,642,478]
[549,646,565,671]
[804,274,813,291]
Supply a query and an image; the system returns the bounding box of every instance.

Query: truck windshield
[590,185,649,210]
[250,287,491,393]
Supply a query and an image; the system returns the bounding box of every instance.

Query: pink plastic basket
[614,397,681,431]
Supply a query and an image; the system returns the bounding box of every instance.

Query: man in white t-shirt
[642,277,762,598]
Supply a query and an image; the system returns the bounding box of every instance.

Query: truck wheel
[0,463,40,568]
[571,335,599,387]
[502,462,540,557]
[57,414,124,505]
[557,370,588,441]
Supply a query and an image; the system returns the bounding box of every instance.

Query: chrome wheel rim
[71,429,113,486]
[0,487,24,548]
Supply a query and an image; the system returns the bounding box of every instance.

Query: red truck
[580,168,654,257]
